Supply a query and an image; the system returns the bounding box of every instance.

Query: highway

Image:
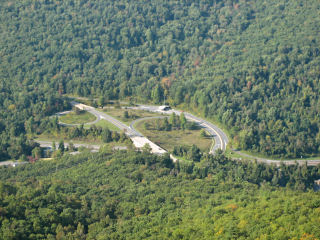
[3,102,319,167]
[128,105,320,166]
[38,102,320,166]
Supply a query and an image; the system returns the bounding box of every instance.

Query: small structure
[158,105,171,111]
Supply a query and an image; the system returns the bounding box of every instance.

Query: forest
[1,1,320,239]
[0,149,320,239]
[0,0,320,160]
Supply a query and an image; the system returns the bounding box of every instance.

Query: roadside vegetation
[102,107,163,125]
[31,118,131,162]
[90,119,120,132]
[41,124,128,144]
[136,113,213,155]
[59,110,96,125]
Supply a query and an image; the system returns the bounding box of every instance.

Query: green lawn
[102,107,163,125]
[135,119,213,152]
[59,111,96,124]
[90,120,120,132]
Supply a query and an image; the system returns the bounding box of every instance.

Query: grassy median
[59,111,96,124]
[102,107,162,125]
[135,118,213,152]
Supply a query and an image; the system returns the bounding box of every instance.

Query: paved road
[35,140,101,150]
[71,101,140,136]
[0,161,28,167]
[233,150,320,166]
[129,105,228,154]
[56,102,320,166]
[56,110,101,127]
[130,105,320,166]
[71,102,168,156]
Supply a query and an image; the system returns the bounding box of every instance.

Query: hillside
[0,150,320,239]
[0,0,319,158]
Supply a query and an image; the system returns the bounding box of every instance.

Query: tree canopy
[0,0,319,158]
[0,150,319,239]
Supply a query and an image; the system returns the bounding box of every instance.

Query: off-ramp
[43,102,320,166]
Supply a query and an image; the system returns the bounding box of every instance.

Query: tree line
[0,149,319,239]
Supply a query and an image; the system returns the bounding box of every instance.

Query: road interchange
[37,102,320,166]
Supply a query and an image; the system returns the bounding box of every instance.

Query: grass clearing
[59,111,96,124]
[225,149,252,160]
[135,119,213,152]
[102,107,163,125]
[89,120,120,131]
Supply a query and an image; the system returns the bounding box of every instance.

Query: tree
[98,96,105,108]
[188,144,201,162]
[163,117,171,131]
[200,129,207,138]
[102,128,112,143]
[151,84,163,104]
[142,143,152,154]
[169,113,177,129]
[69,142,76,152]
[32,147,42,159]
[180,113,187,130]
[160,153,174,168]
[123,110,129,119]
[58,140,65,152]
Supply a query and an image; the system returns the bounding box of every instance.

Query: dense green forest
[1,1,320,238]
[0,150,320,239]
[1,0,320,159]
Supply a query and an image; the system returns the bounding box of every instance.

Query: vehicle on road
[158,105,171,111]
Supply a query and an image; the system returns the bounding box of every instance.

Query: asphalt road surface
[71,102,140,136]
[71,102,168,155]
[129,105,229,154]
[40,102,320,166]
[232,150,320,166]
[56,110,101,127]
[129,105,320,166]
[0,161,28,167]
[35,140,101,150]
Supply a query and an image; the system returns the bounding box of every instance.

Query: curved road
[47,102,320,166]
[129,105,228,154]
[70,102,167,155]
[56,110,101,127]
[71,102,141,136]
[129,105,320,166]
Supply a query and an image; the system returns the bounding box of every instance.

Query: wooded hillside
[0,150,319,239]
[0,0,319,159]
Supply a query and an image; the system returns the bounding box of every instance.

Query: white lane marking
[202,122,224,151]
